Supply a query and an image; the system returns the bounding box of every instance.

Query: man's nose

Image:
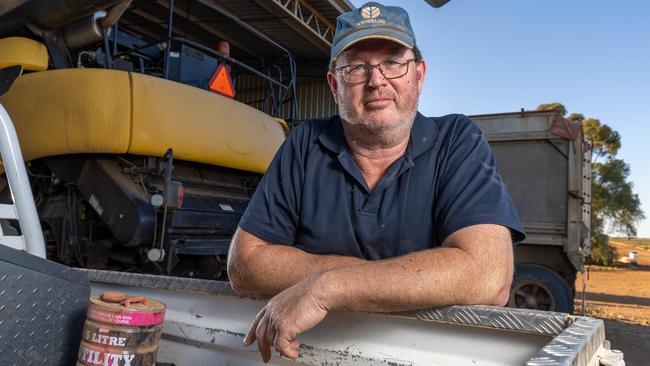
[367,66,387,88]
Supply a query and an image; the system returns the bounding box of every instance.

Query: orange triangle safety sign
[209,64,236,98]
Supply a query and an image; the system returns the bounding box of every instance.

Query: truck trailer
[472,111,591,314]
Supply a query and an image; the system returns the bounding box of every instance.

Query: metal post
[163,0,175,79]
[113,22,119,56]
[102,28,113,69]
[0,104,46,258]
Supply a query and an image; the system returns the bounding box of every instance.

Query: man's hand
[243,275,328,362]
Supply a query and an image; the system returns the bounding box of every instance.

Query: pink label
[88,305,165,326]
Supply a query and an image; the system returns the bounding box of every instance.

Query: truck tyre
[508,264,573,313]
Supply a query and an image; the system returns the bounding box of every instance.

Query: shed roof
[120,0,353,74]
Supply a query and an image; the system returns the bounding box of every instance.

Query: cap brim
[331,27,414,61]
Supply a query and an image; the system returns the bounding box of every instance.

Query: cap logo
[361,6,380,19]
[357,6,386,26]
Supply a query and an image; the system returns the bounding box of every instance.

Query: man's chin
[358,119,403,136]
[362,114,402,128]
[342,108,413,132]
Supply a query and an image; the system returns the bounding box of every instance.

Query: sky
[351,0,650,237]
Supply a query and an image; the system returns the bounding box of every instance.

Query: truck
[472,111,591,314]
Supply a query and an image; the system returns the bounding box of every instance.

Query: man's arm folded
[229,224,513,307]
[316,223,513,311]
[227,227,367,296]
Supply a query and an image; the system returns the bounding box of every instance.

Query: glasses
[331,58,417,84]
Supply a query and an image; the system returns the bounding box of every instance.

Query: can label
[87,304,165,326]
[78,343,137,366]
[82,320,163,348]
[90,332,127,346]
[78,342,157,366]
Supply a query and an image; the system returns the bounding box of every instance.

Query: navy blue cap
[331,2,416,61]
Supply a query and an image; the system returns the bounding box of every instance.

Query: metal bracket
[0,79,47,257]
[27,23,71,68]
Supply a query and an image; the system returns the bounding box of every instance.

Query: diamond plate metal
[85,269,234,296]
[526,317,605,366]
[0,248,89,366]
[407,305,569,336]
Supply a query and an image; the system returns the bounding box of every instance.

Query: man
[227,1,525,362]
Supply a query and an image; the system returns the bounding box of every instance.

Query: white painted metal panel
[87,270,609,366]
[0,235,26,250]
[0,203,18,219]
[90,281,547,365]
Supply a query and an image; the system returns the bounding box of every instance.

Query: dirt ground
[574,240,650,366]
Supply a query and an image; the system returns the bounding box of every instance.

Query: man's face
[327,39,426,142]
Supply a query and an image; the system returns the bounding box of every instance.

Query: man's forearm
[314,225,513,312]
[315,248,500,312]
[227,228,366,295]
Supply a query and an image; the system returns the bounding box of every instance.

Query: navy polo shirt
[239,112,525,260]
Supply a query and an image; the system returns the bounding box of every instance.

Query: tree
[582,118,621,161]
[537,103,645,264]
[592,158,644,236]
[538,102,567,117]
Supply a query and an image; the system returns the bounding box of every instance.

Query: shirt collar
[317,112,438,159]
[318,115,346,153]
[407,112,439,159]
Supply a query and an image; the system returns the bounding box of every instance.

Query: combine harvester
[0,0,291,280]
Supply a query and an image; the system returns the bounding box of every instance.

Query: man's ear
[326,71,339,104]
[415,59,426,93]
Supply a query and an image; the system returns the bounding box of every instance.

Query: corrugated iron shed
[116,0,354,119]
[119,0,353,76]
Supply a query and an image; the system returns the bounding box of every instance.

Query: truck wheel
[508,264,573,313]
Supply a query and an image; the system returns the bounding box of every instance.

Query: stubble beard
[340,92,419,148]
